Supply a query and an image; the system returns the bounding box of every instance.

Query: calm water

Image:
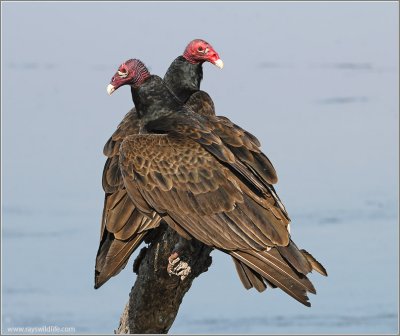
[2,2,398,334]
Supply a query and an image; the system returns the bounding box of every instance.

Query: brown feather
[114,209,149,240]
[106,192,136,233]
[185,91,216,117]
[231,250,312,307]
[301,249,328,276]
[95,232,147,289]
[114,114,326,306]
[119,134,289,250]
[233,257,253,290]
[277,240,313,275]
[233,258,267,292]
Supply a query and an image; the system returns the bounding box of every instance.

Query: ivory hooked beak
[214,59,224,69]
[107,84,115,95]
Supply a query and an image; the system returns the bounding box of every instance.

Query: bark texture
[115,223,213,334]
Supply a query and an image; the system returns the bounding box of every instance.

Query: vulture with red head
[100,57,327,306]
[95,39,224,288]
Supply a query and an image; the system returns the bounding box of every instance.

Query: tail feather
[106,191,137,235]
[231,249,315,306]
[232,257,266,292]
[233,257,252,289]
[95,192,162,289]
[301,249,328,276]
[277,240,313,275]
[256,249,316,294]
[95,232,147,289]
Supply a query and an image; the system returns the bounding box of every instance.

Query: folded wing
[95,109,161,289]
[118,133,324,305]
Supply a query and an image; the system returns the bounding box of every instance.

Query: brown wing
[157,100,291,290]
[119,134,322,305]
[211,115,278,182]
[95,108,161,289]
[185,91,216,117]
[145,112,288,219]
[119,134,289,248]
[103,108,140,159]
[163,91,281,292]
[96,97,219,288]
[184,92,278,186]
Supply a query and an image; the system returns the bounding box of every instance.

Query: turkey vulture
[104,59,327,306]
[95,39,224,289]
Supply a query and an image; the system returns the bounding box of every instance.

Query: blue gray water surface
[2,2,398,334]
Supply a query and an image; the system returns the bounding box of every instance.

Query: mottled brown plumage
[97,57,327,307]
[95,41,223,289]
[116,127,316,305]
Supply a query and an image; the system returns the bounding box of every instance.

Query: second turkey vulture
[105,59,327,306]
[95,39,224,289]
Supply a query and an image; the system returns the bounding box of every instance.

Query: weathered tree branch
[115,223,213,334]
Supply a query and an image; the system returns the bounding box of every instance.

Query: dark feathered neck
[130,75,181,121]
[163,56,203,103]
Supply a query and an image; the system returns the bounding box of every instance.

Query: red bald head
[183,39,223,69]
[107,59,150,95]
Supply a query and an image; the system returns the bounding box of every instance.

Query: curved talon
[168,252,179,264]
[176,264,191,280]
[167,252,192,280]
[169,257,180,266]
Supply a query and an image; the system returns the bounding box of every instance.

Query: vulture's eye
[197,46,205,53]
[118,69,128,78]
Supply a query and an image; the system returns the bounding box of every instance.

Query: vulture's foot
[167,251,191,280]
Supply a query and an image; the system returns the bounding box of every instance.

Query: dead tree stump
[116,223,213,334]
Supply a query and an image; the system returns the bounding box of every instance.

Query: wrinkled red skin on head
[109,64,131,90]
[182,39,221,65]
[109,59,150,90]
